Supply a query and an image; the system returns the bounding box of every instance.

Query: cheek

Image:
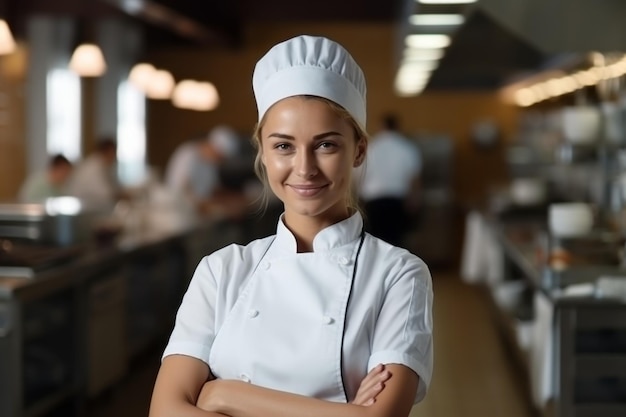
[263,155,289,179]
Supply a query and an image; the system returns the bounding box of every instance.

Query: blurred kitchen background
[2,0,626,416]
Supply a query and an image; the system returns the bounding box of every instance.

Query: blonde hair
[251,95,368,214]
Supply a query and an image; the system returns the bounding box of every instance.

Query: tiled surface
[88,271,536,417]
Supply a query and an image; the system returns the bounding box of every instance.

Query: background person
[359,113,422,247]
[66,138,120,208]
[150,35,433,417]
[164,125,246,217]
[17,154,73,202]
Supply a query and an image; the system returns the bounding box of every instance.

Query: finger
[359,368,391,394]
[351,365,391,405]
[353,382,385,406]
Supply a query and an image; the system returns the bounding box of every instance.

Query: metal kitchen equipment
[0,198,97,247]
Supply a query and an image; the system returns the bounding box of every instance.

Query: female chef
[149,35,433,417]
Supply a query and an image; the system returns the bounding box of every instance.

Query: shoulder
[362,234,431,289]
[202,235,275,281]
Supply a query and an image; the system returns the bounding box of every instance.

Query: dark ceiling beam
[98,0,239,46]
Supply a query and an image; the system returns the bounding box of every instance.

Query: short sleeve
[367,260,433,403]
[162,256,218,365]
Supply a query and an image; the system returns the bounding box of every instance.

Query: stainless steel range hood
[418,0,626,90]
[478,0,626,54]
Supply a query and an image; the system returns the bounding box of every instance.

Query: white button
[337,256,349,265]
[239,374,251,383]
[322,316,334,325]
[248,309,259,318]
[261,261,271,270]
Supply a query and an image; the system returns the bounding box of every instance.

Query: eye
[317,141,338,150]
[273,142,292,151]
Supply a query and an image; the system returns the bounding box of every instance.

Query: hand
[351,364,391,406]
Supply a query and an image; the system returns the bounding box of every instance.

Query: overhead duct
[478,0,626,54]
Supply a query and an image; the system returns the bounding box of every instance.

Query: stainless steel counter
[482,213,626,417]
[0,215,245,417]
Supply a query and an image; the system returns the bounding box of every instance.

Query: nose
[295,149,318,179]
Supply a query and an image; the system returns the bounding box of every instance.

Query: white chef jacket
[163,212,433,403]
[359,130,422,201]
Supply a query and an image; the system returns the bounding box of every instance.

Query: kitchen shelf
[485,212,626,417]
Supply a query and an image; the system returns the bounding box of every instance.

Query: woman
[149,35,433,417]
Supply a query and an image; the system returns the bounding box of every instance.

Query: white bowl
[510,178,547,206]
[549,203,593,237]
[561,106,601,145]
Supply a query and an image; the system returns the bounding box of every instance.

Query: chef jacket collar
[274,212,364,252]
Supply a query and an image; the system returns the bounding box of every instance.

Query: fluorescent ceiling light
[417,0,477,4]
[403,48,445,61]
[409,14,465,26]
[405,34,450,49]
[394,75,428,96]
[400,60,439,72]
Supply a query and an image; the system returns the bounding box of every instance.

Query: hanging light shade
[0,19,16,55]
[69,43,107,77]
[146,69,175,99]
[171,80,198,109]
[129,63,156,92]
[172,80,220,111]
[198,82,219,111]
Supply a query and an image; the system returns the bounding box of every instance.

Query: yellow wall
[147,22,520,205]
[0,44,27,200]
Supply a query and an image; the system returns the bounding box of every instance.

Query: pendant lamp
[129,63,156,93]
[145,69,175,99]
[69,43,107,77]
[0,19,15,55]
[69,20,107,77]
[172,80,219,111]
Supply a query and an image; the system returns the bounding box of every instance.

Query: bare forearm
[149,355,229,417]
[198,365,417,417]
[213,381,371,417]
[150,400,228,417]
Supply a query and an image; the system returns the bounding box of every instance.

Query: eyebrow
[267,131,344,140]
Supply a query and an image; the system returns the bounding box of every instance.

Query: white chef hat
[207,125,240,158]
[252,35,367,129]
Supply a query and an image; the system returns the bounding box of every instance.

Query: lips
[288,184,328,197]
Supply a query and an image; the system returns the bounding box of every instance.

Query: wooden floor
[87,270,537,417]
[409,272,536,417]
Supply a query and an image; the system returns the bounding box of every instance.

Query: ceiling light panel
[409,14,465,26]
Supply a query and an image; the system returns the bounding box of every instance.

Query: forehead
[263,96,347,128]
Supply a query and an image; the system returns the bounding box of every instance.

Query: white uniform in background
[359,130,422,201]
[164,126,240,200]
[66,154,117,207]
[163,212,433,403]
[164,142,220,199]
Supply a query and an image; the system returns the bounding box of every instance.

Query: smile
[288,184,328,197]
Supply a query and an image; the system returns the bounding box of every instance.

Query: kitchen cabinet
[0,286,81,417]
[85,270,127,398]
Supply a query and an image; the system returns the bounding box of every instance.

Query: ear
[353,137,367,168]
